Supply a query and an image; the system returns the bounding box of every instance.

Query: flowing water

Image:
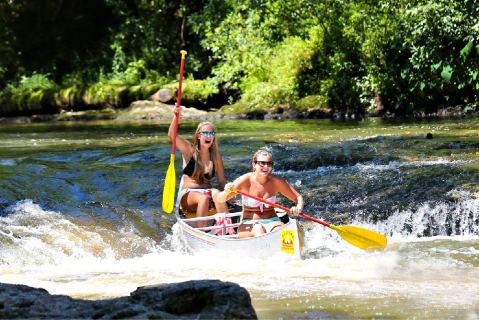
[0,117,478,319]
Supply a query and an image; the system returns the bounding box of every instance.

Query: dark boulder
[0,280,257,319]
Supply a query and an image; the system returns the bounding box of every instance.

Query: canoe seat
[181,211,243,237]
[179,207,216,219]
[179,199,242,219]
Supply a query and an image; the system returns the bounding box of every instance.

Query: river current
[0,118,478,319]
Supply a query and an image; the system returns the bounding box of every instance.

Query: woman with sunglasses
[217,149,303,238]
[168,106,228,224]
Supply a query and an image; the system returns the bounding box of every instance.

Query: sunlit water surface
[1,118,478,319]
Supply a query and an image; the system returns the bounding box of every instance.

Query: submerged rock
[0,280,257,319]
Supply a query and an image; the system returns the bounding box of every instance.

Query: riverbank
[0,101,229,124]
[1,99,477,124]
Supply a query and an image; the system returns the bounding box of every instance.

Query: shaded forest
[1,0,478,118]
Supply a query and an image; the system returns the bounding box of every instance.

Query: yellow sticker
[281,230,295,254]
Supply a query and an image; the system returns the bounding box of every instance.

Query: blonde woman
[217,149,303,238]
[168,106,228,223]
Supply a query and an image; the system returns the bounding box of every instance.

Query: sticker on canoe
[280,230,295,254]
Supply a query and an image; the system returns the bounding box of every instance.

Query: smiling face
[197,123,216,148]
[191,122,218,180]
[252,150,273,175]
[194,122,217,152]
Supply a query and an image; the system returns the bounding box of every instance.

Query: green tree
[0,0,26,87]
[2,0,112,83]
[196,0,318,90]
[374,0,479,114]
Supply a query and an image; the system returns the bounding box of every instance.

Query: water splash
[0,200,158,267]
[378,195,479,237]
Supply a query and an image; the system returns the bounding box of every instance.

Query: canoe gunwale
[175,206,301,242]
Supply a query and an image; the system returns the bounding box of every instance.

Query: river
[0,117,478,319]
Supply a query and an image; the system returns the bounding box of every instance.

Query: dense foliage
[0,0,478,117]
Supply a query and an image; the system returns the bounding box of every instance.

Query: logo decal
[281,230,295,254]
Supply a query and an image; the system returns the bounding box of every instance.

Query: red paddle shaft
[234,189,331,228]
[171,50,187,154]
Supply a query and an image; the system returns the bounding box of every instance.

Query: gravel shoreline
[1,100,477,124]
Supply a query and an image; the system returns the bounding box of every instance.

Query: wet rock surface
[0,280,257,319]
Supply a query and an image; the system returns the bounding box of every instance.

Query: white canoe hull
[175,208,305,259]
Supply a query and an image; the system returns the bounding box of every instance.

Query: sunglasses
[200,131,216,137]
[255,160,274,167]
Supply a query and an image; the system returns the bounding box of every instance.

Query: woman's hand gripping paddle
[162,50,187,213]
[234,189,387,251]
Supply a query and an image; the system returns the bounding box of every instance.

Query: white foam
[378,197,479,238]
[0,200,158,267]
[1,200,478,314]
[276,158,473,176]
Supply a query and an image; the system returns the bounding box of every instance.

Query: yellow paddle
[234,189,387,251]
[162,50,187,213]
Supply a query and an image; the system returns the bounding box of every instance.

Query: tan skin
[217,152,303,237]
[168,107,228,226]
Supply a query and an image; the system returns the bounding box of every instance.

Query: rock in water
[0,280,257,319]
[151,89,173,103]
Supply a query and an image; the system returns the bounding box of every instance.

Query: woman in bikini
[217,149,303,238]
[168,106,228,225]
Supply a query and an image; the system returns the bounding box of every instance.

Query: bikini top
[242,195,276,213]
[182,156,215,180]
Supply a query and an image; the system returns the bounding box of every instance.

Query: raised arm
[168,108,193,159]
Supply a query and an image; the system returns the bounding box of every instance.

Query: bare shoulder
[270,174,292,191]
[243,172,254,182]
[270,174,287,184]
[234,172,253,185]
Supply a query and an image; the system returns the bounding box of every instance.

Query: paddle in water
[162,50,187,213]
[234,189,387,251]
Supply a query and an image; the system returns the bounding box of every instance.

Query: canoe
[174,204,305,259]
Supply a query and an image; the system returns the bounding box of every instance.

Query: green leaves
[460,41,474,60]
[1,0,479,116]
[440,65,453,82]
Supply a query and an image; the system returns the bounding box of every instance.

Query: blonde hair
[251,149,273,172]
[191,121,219,183]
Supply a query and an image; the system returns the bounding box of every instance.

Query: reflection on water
[0,118,478,319]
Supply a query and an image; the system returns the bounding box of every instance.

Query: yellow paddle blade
[330,225,387,251]
[162,154,176,213]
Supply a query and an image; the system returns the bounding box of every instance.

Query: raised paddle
[234,189,387,251]
[162,50,187,213]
